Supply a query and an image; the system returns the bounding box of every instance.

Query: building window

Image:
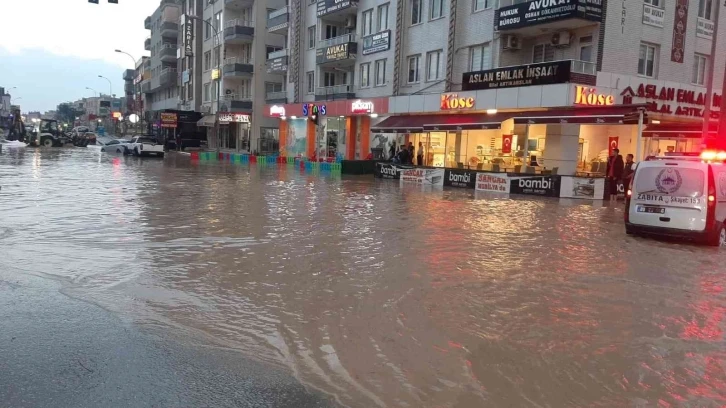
[469,44,491,71]
[375,59,386,86]
[203,51,211,71]
[411,0,423,24]
[325,25,338,39]
[532,43,555,63]
[579,35,593,62]
[308,26,316,49]
[362,9,373,36]
[205,18,212,39]
[214,11,222,41]
[693,54,707,85]
[407,55,420,83]
[474,0,492,11]
[213,46,221,68]
[377,3,389,31]
[203,83,210,102]
[211,83,217,102]
[430,0,444,19]
[638,43,657,77]
[266,82,284,93]
[307,71,314,94]
[644,0,662,6]
[698,0,713,19]
[360,63,371,87]
[426,50,442,81]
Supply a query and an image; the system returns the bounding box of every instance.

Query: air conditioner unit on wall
[503,35,521,50]
[551,31,571,47]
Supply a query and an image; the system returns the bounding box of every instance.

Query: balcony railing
[570,59,596,75]
[145,16,151,30]
[224,93,252,101]
[224,57,253,65]
[269,6,289,19]
[225,18,254,29]
[318,33,356,49]
[267,49,288,60]
[158,44,177,60]
[266,91,287,100]
[315,84,355,96]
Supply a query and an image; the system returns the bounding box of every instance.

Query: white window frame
[426,50,443,81]
[203,83,210,102]
[411,0,423,24]
[308,26,316,49]
[469,43,491,72]
[638,43,658,77]
[698,0,713,20]
[306,71,314,94]
[644,0,662,6]
[474,0,492,11]
[407,55,421,83]
[377,3,390,31]
[205,18,212,39]
[579,35,593,62]
[430,0,444,20]
[362,9,373,36]
[360,63,371,88]
[203,51,211,71]
[692,54,707,85]
[532,43,555,63]
[375,59,386,86]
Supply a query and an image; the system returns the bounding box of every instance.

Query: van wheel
[708,224,726,247]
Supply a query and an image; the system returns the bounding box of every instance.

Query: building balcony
[159,68,178,89]
[222,94,253,111]
[266,50,288,74]
[316,0,359,19]
[224,19,254,44]
[145,16,151,30]
[315,84,355,101]
[316,34,357,67]
[158,44,177,62]
[266,91,287,104]
[144,37,151,51]
[124,83,135,95]
[225,0,255,9]
[267,6,289,34]
[160,21,179,39]
[142,81,152,94]
[223,57,254,78]
[123,69,135,81]
[160,0,178,7]
[495,0,603,37]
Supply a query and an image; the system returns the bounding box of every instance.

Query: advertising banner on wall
[362,30,391,55]
[671,0,688,63]
[495,0,603,31]
[160,112,178,128]
[462,60,571,91]
[559,176,606,199]
[400,168,445,186]
[374,162,400,179]
[444,169,477,189]
[509,175,561,197]
[475,173,510,193]
[316,43,357,64]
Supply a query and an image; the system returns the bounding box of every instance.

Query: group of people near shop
[390,142,425,166]
[606,148,636,202]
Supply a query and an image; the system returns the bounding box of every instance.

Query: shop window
[375,59,387,86]
[430,0,444,19]
[532,44,554,63]
[377,3,389,31]
[699,0,713,20]
[469,44,491,72]
[307,71,315,94]
[411,0,423,24]
[407,55,421,83]
[362,9,373,36]
[426,50,443,81]
[259,128,280,155]
[308,26,316,49]
[693,54,707,85]
[638,43,657,77]
[360,63,371,88]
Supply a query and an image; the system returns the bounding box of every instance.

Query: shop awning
[197,115,216,127]
[371,114,503,133]
[643,123,718,138]
[511,106,640,124]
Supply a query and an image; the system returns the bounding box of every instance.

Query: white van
[625,152,726,246]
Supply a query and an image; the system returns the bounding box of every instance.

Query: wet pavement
[1,147,726,407]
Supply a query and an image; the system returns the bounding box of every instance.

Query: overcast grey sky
[1,0,160,112]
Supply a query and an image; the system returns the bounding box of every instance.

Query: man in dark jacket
[606,148,625,201]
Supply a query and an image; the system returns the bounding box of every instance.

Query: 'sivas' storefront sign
[509,176,561,197]
[317,0,354,17]
[462,60,571,91]
[496,0,603,30]
[362,30,391,55]
[444,170,477,189]
[316,43,357,63]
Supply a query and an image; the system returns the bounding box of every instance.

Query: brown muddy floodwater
[1,147,726,407]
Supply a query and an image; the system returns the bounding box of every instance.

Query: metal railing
[224,93,252,100]
[315,84,354,95]
[267,49,288,60]
[318,33,356,48]
[266,90,287,100]
[268,6,289,19]
[224,56,254,65]
[570,59,596,75]
[160,67,178,75]
[225,18,254,28]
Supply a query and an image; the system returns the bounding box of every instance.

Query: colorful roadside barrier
[196,153,341,173]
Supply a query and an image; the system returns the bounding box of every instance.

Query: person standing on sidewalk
[623,154,635,185]
[606,148,624,202]
[417,142,425,166]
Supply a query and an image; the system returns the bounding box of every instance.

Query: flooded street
[2,147,726,407]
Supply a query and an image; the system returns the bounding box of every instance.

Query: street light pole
[98,75,114,134]
[189,14,222,153]
[115,49,142,135]
[98,75,113,97]
[85,87,98,97]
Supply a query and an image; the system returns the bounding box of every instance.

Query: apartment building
[263,0,726,172]
[143,0,182,123]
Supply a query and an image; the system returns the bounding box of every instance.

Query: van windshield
[635,167,704,197]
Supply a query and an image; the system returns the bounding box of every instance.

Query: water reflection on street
[2,147,726,407]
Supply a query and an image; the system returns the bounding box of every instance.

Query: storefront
[196,112,251,152]
[264,97,389,160]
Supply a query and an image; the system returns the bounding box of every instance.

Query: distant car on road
[129,136,164,158]
[99,138,131,154]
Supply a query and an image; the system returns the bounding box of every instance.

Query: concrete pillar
[542,124,580,175]
[346,117,355,160]
[360,116,370,159]
[279,120,288,155]
[306,118,315,159]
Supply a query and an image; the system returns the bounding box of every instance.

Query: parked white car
[129,136,164,158]
[100,138,132,154]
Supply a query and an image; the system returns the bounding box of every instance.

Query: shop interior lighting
[486,109,497,114]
